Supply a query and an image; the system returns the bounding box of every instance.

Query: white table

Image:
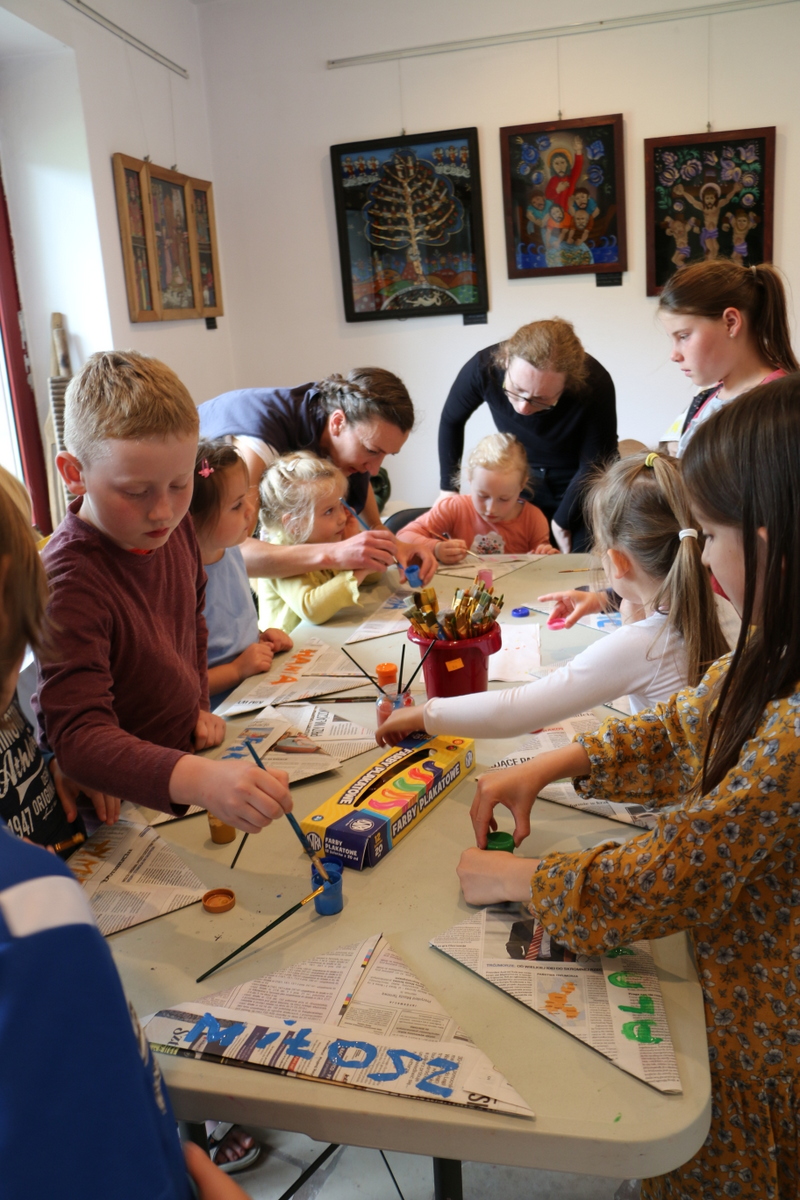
[112,555,710,1195]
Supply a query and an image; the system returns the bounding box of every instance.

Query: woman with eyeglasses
[437,319,617,552]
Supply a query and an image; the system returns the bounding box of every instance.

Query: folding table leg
[433,1157,463,1200]
[179,1121,209,1152]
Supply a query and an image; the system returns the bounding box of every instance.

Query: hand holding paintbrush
[237,739,329,882]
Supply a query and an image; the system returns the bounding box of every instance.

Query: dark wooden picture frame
[644,127,775,296]
[330,127,488,322]
[500,113,627,279]
[112,153,223,322]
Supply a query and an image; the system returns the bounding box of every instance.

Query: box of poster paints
[300,733,474,870]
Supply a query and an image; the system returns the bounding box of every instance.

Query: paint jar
[207,814,237,844]
[407,623,502,699]
[376,691,415,724]
[311,857,344,915]
[486,831,515,853]
[404,562,423,589]
[477,568,493,590]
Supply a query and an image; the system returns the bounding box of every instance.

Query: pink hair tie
[198,459,214,478]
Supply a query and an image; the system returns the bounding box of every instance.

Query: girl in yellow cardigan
[258,451,371,632]
[458,376,800,1199]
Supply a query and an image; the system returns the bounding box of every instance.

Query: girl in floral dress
[458,376,800,1198]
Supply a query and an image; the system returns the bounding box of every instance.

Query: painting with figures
[500,114,627,279]
[644,127,775,295]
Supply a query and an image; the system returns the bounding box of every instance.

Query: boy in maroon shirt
[35,351,291,835]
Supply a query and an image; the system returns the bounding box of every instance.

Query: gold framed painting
[112,153,223,322]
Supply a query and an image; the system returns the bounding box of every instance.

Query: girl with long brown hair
[659,258,798,454]
[458,375,800,1198]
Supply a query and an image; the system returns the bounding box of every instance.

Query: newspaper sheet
[219,707,341,784]
[145,933,533,1118]
[277,704,375,761]
[489,624,541,681]
[431,908,681,1093]
[68,821,206,936]
[217,638,365,716]
[345,590,413,644]
[489,715,659,831]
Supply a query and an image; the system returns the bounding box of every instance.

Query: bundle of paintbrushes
[403,576,503,641]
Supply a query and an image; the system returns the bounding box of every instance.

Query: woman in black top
[438,319,617,552]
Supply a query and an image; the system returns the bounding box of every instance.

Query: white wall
[195,0,800,503]
[0,0,235,420]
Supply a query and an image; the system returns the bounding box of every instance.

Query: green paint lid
[485,831,515,853]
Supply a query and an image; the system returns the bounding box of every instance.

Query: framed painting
[112,154,224,321]
[188,178,223,317]
[500,114,627,279]
[147,164,201,319]
[644,126,775,295]
[112,153,159,322]
[330,127,488,322]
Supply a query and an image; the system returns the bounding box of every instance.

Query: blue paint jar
[311,857,343,915]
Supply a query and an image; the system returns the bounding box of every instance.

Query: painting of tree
[330,128,488,322]
[363,151,463,289]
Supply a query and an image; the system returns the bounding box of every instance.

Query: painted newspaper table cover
[145,934,532,1117]
[432,907,681,1093]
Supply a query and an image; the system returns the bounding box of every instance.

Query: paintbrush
[243,739,329,881]
[196,886,325,983]
[340,645,387,694]
[402,636,437,693]
[434,531,482,560]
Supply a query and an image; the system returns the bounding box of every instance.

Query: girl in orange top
[398,433,558,563]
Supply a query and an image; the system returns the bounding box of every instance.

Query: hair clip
[198,458,214,477]
[644,452,659,468]
[678,528,698,541]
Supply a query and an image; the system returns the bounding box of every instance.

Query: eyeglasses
[502,377,561,411]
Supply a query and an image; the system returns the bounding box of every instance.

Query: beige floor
[232,1128,638,1199]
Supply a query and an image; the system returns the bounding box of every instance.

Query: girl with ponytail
[376,451,732,749]
[658,258,798,454]
[458,375,800,1200]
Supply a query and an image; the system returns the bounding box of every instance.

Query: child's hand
[205,761,291,832]
[260,628,293,653]
[184,1142,250,1200]
[533,542,560,556]
[457,846,539,906]
[470,761,542,847]
[376,707,427,746]
[434,538,467,564]
[193,711,226,751]
[233,641,277,681]
[50,758,121,825]
[537,588,605,628]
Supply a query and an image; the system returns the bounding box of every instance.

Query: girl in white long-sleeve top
[376,450,734,745]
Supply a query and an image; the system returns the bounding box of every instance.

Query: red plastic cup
[407,623,502,699]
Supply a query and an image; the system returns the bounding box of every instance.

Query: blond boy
[34,351,291,832]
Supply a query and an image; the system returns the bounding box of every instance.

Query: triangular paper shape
[145,934,533,1117]
[431,907,681,1093]
[69,820,206,936]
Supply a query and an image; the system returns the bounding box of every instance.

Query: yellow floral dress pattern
[529,656,800,1199]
